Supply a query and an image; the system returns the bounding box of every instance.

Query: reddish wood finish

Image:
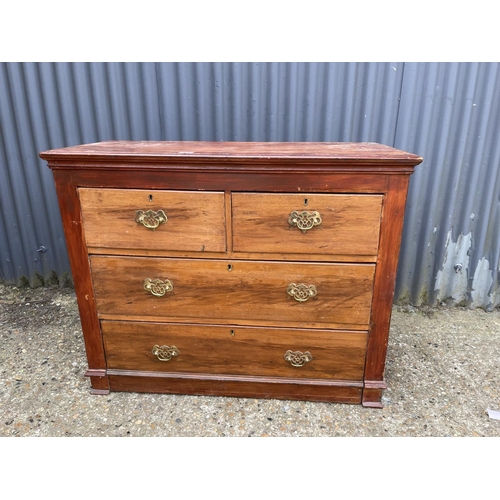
[52,171,109,393]
[85,247,378,263]
[107,374,363,404]
[53,169,392,193]
[41,141,422,406]
[362,175,411,407]
[79,188,226,252]
[232,193,383,256]
[102,321,368,380]
[41,140,422,168]
[90,256,375,329]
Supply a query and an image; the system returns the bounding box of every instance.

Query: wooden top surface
[40,141,423,168]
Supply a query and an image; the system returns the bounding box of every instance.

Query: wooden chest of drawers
[40,141,422,407]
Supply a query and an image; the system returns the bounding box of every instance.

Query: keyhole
[228,264,233,271]
[304,198,308,206]
[230,329,235,336]
[149,194,153,202]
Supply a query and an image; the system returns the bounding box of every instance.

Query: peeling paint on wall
[471,258,494,310]
[434,231,471,305]
[395,62,500,310]
[435,231,499,310]
[492,257,500,309]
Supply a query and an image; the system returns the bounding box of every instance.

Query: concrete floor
[1,283,499,437]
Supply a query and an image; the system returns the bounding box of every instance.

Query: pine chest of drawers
[40,141,422,407]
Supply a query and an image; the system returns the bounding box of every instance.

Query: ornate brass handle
[288,210,322,233]
[152,345,179,361]
[287,283,317,302]
[135,209,167,229]
[284,350,312,367]
[144,278,174,297]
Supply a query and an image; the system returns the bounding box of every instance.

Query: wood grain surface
[232,193,382,256]
[41,140,422,405]
[50,172,110,392]
[79,188,226,252]
[90,256,375,329]
[107,374,363,403]
[362,175,411,406]
[102,321,367,380]
[40,140,423,168]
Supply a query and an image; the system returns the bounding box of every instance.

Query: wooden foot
[86,370,110,395]
[362,381,386,408]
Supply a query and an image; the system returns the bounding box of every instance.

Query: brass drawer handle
[135,209,167,229]
[288,210,322,233]
[284,350,312,367]
[152,344,179,361]
[144,278,174,297]
[287,283,317,302]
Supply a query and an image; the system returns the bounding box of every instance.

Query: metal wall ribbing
[1,62,499,309]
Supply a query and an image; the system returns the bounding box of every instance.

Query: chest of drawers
[40,141,422,407]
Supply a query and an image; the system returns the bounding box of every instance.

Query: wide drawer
[232,193,383,256]
[102,321,368,381]
[79,188,226,252]
[91,256,375,329]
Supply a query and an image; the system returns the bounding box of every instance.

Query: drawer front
[79,188,226,252]
[102,321,368,381]
[91,256,375,329]
[232,193,383,256]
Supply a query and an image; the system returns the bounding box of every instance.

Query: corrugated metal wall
[394,63,500,310]
[1,62,499,309]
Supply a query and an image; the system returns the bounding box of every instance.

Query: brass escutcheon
[288,210,322,233]
[284,350,312,367]
[287,283,317,302]
[135,209,168,229]
[144,278,174,297]
[152,345,179,361]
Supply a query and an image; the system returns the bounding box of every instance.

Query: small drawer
[91,256,375,329]
[102,321,368,381]
[79,188,226,252]
[232,193,383,257]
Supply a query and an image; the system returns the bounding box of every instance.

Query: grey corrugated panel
[0,62,167,285]
[0,121,22,282]
[2,61,498,309]
[155,62,404,142]
[0,62,63,284]
[0,61,416,287]
[395,62,500,309]
[3,63,77,284]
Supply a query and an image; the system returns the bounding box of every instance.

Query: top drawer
[232,193,383,257]
[79,188,226,252]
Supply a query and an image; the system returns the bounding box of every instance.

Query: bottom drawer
[102,321,367,381]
